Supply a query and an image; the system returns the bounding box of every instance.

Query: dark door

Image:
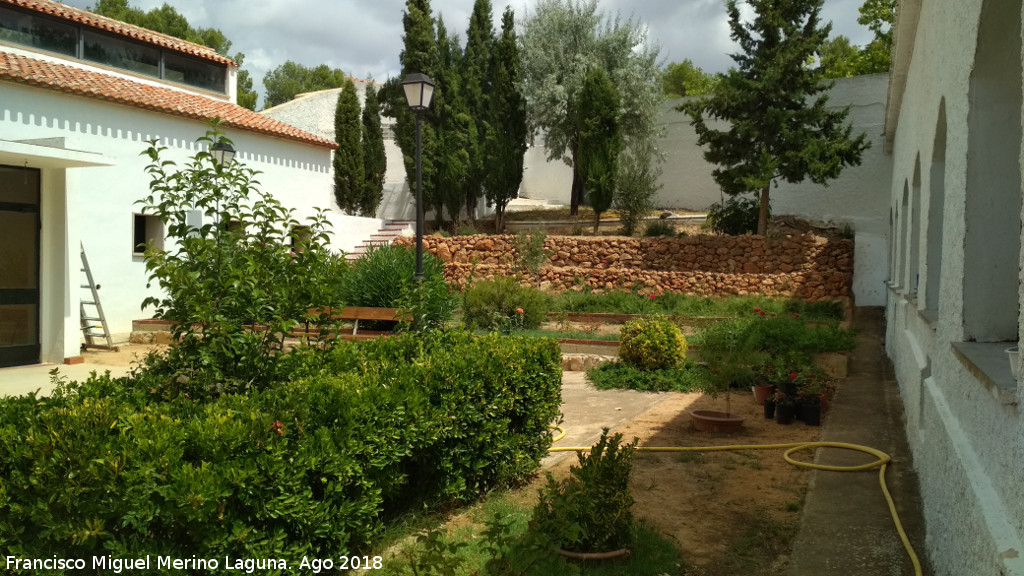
[0,165,41,368]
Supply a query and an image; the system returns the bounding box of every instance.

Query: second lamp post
[401,73,436,283]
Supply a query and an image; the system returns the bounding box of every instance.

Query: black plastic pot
[776,404,795,425]
[801,398,821,426]
[764,400,776,419]
[778,381,798,397]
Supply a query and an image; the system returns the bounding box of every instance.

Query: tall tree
[360,82,387,217]
[684,0,869,236]
[333,78,364,214]
[88,0,257,109]
[432,18,472,225]
[263,62,347,109]
[576,68,622,233]
[615,136,663,236]
[819,35,860,79]
[391,0,440,225]
[484,7,528,232]
[855,0,895,74]
[461,0,495,222]
[520,0,662,216]
[662,59,719,97]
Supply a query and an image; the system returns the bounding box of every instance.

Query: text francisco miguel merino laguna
[5,555,305,573]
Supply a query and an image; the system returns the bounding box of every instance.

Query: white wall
[0,80,347,359]
[884,0,1024,574]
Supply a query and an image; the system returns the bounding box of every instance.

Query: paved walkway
[788,307,930,575]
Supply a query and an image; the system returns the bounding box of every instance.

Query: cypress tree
[576,68,622,234]
[461,0,494,222]
[360,82,387,217]
[484,7,528,232]
[394,0,440,225]
[684,0,869,235]
[432,18,472,226]
[333,77,364,214]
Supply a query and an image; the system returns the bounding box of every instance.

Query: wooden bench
[307,306,413,335]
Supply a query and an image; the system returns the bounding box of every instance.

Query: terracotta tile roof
[1,0,233,65]
[0,51,337,149]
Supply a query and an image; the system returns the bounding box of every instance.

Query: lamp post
[401,73,435,283]
[210,140,236,168]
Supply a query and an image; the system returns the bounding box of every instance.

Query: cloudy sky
[60,0,875,108]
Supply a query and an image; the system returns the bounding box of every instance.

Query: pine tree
[577,68,622,234]
[360,82,387,217]
[484,7,528,232]
[393,0,440,225]
[461,0,494,222]
[684,0,869,235]
[333,77,364,214]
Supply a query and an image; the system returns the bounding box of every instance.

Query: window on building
[924,101,947,316]
[83,30,160,77]
[164,52,226,93]
[133,213,163,255]
[0,6,76,57]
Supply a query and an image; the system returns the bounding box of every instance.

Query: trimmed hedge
[0,332,562,568]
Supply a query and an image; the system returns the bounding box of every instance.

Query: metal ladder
[80,243,118,351]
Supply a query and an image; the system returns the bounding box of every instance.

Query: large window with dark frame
[0,4,227,94]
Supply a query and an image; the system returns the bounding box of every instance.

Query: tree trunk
[494,205,505,233]
[593,213,601,234]
[570,164,583,216]
[465,190,478,226]
[757,185,771,236]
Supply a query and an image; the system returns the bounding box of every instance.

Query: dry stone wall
[393,233,853,300]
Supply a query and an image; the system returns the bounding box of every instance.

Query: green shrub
[0,332,562,562]
[462,277,550,332]
[706,193,763,235]
[586,361,708,392]
[532,430,638,553]
[642,220,676,237]
[341,243,456,331]
[512,230,551,277]
[619,316,687,370]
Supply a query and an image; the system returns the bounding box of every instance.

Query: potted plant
[774,392,796,425]
[763,393,776,419]
[693,319,763,433]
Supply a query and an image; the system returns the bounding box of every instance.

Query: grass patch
[381,491,684,575]
[586,361,709,392]
[550,291,845,321]
[716,507,800,576]
[513,328,620,341]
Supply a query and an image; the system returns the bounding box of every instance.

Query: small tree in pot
[694,319,764,431]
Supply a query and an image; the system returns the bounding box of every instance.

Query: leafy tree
[333,78,364,214]
[263,62,347,109]
[614,136,662,236]
[360,82,387,217]
[520,0,662,216]
[484,7,528,232]
[460,0,495,222]
[576,68,622,234]
[391,0,440,225]
[855,0,895,74]
[662,59,719,97]
[683,0,869,236]
[818,35,860,79]
[88,0,257,109]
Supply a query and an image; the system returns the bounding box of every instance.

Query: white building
[0,0,379,368]
[883,0,1024,574]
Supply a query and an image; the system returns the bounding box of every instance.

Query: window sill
[918,308,939,326]
[951,342,1019,406]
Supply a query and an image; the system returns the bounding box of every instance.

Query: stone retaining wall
[394,233,853,300]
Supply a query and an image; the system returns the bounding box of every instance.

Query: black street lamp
[210,139,236,168]
[401,73,436,282]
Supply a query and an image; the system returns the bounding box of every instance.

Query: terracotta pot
[752,384,776,406]
[692,410,745,433]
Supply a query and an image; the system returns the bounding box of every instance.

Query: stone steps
[345,220,415,262]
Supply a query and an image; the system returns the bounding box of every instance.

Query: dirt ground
[614,391,823,575]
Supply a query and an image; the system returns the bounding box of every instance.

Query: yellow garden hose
[547,425,923,576]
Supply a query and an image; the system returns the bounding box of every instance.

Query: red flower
[760,312,766,316]
[649,294,657,299]
[793,313,800,318]
[809,374,815,379]
[771,313,777,318]
[516,308,524,314]
[754,307,762,313]
[790,373,797,380]
[271,420,284,436]
[601,259,607,264]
